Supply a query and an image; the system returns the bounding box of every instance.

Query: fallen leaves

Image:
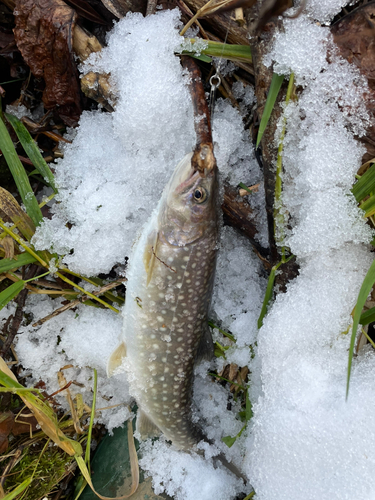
[0,410,38,454]
[13,0,82,126]
[331,3,375,162]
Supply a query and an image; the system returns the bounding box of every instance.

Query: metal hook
[209,73,221,90]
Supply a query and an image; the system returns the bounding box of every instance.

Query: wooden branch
[180,56,216,174]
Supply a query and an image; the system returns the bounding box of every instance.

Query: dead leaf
[331,3,375,162]
[0,412,14,454]
[13,0,82,127]
[72,24,102,62]
[80,71,116,111]
[12,410,39,436]
[0,187,36,242]
[331,3,375,84]
[0,357,81,456]
[0,236,14,259]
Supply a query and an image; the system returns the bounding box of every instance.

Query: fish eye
[193,187,207,203]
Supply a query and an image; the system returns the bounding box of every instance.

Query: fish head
[160,152,219,246]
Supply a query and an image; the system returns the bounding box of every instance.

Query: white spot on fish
[183,256,189,262]
[168,257,174,263]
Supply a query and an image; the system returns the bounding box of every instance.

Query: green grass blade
[0,280,25,310]
[0,253,37,273]
[180,39,252,63]
[347,259,375,398]
[5,113,57,193]
[181,52,212,63]
[258,265,278,329]
[359,307,375,326]
[352,162,375,202]
[0,116,43,226]
[359,193,375,218]
[85,368,97,468]
[2,478,32,500]
[221,435,237,448]
[256,73,284,148]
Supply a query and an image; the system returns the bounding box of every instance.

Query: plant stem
[274,72,295,254]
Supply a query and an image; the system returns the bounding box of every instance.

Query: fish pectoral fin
[136,410,162,440]
[196,322,214,362]
[143,230,159,286]
[107,341,127,377]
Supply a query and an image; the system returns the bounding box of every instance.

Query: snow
[245,7,375,500]
[5,2,375,499]
[15,295,131,432]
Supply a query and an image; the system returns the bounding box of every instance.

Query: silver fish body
[108,152,219,450]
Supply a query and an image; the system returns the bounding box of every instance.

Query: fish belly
[122,213,217,450]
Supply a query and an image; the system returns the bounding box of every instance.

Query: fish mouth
[175,169,201,196]
[165,151,216,203]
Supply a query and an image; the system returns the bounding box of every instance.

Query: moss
[3,440,75,500]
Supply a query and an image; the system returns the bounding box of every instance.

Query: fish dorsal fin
[107,341,127,377]
[136,409,161,440]
[143,230,159,286]
[196,322,214,362]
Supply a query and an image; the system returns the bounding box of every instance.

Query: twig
[0,264,38,357]
[146,0,158,15]
[180,56,216,174]
[32,279,124,327]
[176,0,209,39]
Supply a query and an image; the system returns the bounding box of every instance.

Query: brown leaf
[13,0,82,126]
[0,236,14,259]
[0,412,14,453]
[331,4,375,84]
[12,410,39,436]
[331,3,375,163]
[0,187,36,242]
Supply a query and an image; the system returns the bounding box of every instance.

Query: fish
[108,150,219,451]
